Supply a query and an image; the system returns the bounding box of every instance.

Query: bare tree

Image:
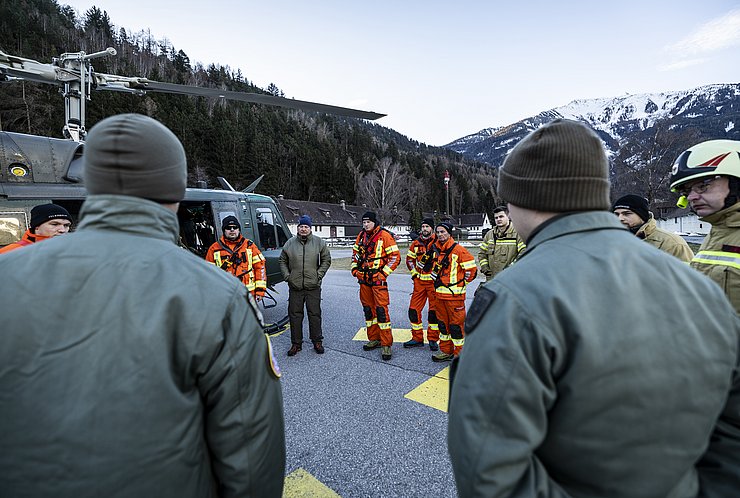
[612,123,701,206]
[358,156,410,221]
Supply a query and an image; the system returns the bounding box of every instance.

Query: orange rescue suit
[351,226,400,347]
[206,235,266,298]
[406,234,439,343]
[431,236,477,356]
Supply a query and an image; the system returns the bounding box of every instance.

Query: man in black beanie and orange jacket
[0,203,72,254]
[448,119,740,497]
[351,211,400,361]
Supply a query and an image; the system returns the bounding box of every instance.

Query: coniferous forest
[0,0,500,225]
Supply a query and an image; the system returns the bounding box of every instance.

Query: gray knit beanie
[83,114,187,202]
[498,119,610,212]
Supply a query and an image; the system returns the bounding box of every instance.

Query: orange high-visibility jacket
[431,237,477,298]
[0,230,50,254]
[406,234,437,282]
[351,226,400,284]
[206,236,266,296]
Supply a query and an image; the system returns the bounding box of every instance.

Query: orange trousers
[408,278,439,343]
[435,296,466,356]
[359,282,393,347]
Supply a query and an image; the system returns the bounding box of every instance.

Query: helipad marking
[283,467,340,497]
[352,327,423,343]
[404,366,450,413]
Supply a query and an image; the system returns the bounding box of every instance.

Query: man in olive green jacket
[280,215,331,356]
[0,114,286,498]
[449,119,740,498]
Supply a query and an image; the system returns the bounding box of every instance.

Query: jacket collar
[701,202,740,227]
[77,195,180,244]
[523,211,624,258]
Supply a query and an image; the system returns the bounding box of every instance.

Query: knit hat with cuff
[498,119,610,212]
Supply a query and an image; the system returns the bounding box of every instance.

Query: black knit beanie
[421,217,435,228]
[222,215,241,230]
[30,204,71,231]
[436,221,454,234]
[612,194,650,223]
[362,211,378,225]
[498,119,610,212]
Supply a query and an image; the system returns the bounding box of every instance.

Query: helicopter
[0,47,385,330]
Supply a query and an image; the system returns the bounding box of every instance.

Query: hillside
[0,0,497,225]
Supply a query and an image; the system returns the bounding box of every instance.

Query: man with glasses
[670,139,740,313]
[206,215,267,301]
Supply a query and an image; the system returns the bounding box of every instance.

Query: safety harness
[354,228,391,286]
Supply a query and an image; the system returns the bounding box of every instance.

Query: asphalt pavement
[260,268,482,497]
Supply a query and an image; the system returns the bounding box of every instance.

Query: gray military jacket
[279,232,331,291]
[449,211,740,498]
[0,195,286,498]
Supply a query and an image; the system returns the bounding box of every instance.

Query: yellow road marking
[283,468,340,497]
[404,367,450,413]
[353,328,449,412]
[352,327,425,343]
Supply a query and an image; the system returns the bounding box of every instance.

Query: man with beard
[206,216,267,301]
[280,215,331,356]
[351,211,400,361]
[430,221,477,362]
[403,218,439,351]
[612,194,693,262]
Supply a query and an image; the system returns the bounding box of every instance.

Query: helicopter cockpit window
[178,202,216,257]
[255,207,289,251]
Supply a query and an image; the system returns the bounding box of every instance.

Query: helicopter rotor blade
[117,80,385,121]
[1,49,386,121]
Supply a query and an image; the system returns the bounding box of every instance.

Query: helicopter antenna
[242,175,264,193]
[217,176,236,191]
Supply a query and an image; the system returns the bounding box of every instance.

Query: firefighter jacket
[351,226,400,285]
[0,229,51,254]
[635,217,694,262]
[0,195,286,498]
[692,201,740,314]
[431,236,477,299]
[449,211,740,498]
[477,223,525,279]
[206,235,266,297]
[279,232,331,291]
[406,234,437,281]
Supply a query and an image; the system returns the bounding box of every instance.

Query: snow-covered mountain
[445,84,740,167]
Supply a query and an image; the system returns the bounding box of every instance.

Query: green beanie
[498,119,610,212]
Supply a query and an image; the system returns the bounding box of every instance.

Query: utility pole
[444,170,450,216]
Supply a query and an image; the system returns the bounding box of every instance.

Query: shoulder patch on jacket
[264,334,282,379]
[465,287,496,334]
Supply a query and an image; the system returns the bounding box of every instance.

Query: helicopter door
[253,205,290,285]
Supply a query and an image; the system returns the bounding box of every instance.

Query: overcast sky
[60,0,740,146]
